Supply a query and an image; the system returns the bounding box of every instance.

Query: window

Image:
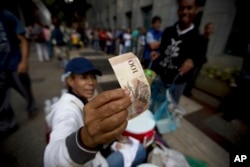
[113,16,117,28]
[141,5,152,30]
[125,11,132,29]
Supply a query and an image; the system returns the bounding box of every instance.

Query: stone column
[131,0,143,30]
[116,0,125,27]
[200,0,236,57]
[109,3,115,30]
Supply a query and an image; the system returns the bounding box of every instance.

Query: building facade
[86,0,240,59]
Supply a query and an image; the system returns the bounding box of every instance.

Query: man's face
[178,0,197,26]
[68,73,97,99]
[153,20,161,31]
[205,24,215,36]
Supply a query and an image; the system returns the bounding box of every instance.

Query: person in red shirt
[99,28,107,51]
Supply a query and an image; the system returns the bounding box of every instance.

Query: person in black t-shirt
[151,0,204,103]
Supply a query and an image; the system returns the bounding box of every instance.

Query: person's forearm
[17,35,29,73]
[19,35,29,62]
[149,42,160,50]
[18,35,29,61]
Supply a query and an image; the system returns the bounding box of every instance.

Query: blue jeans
[106,45,112,54]
[167,83,186,104]
[123,46,131,53]
[92,40,100,51]
[106,144,146,167]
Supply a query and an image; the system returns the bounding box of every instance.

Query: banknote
[109,52,151,119]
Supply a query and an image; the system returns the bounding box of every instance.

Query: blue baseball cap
[62,57,102,82]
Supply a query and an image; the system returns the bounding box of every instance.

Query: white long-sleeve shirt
[44,93,108,167]
[123,33,132,47]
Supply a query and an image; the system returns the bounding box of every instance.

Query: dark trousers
[142,59,150,69]
[99,40,106,51]
[0,71,36,132]
[184,65,203,95]
[106,45,112,54]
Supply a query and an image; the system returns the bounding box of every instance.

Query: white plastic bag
[148,142,190,167]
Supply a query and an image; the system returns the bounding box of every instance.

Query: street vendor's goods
[123,109,155,147]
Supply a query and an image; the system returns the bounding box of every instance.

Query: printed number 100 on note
[109,52,151,119]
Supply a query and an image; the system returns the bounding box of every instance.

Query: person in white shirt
[44,57,146,167]
[106,28,113,54]
[137,27,147,63]
[86,27,93,48]
[123,28,132,53]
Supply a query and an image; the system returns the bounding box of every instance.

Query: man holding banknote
[44,57,146,167]
[151,0,204,103]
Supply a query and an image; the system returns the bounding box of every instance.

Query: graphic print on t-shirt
[159,38,182,69]
[0,22,10,53]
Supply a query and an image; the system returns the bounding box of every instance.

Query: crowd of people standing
[82,15,214,104]
[25,17,83,67]
[84,5,214,106]
[84,26,147,59]
[41,11,213,104]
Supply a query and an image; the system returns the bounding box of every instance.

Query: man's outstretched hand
[80,89,131,148]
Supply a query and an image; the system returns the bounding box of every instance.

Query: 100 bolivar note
[109,52,151,119]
